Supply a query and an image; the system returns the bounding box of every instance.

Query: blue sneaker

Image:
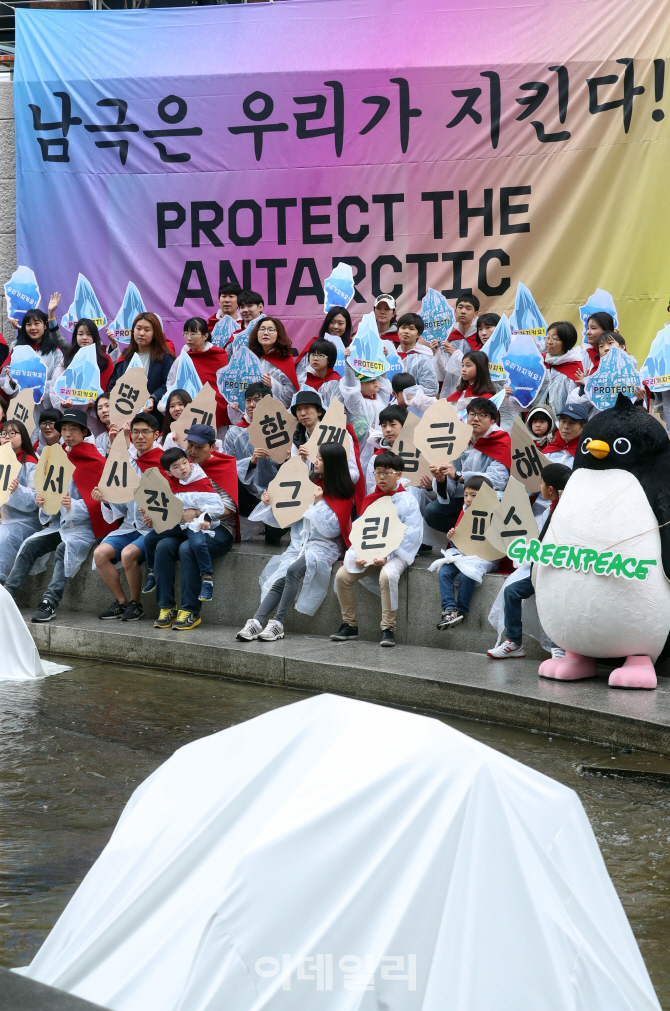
[142,571,156,594]
[198,578,214,602]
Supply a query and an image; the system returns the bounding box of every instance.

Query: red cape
[262,351,299,390]
[542,352,582,383]
[67,442,117,538]
[447,385,493,402]
[200,450,240,541]
[543,432,579,458]
[188,346,230,427]
[584,345,599,371]
[166,473,216,495]
[448,326,481,351]
[360,484,405,515]
[18,450,38,465]
[473,429,511,469]
[313,483,354,548]
[135,446,165,473]
[100,353,115,392]
[305,369,341,391]
[237,418,250,429]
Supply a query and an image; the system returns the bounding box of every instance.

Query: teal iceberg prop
[640,325,670,393]
[4,266,40,324]
[54,344,102,404]
[383,342,404,379]
[109,283,146,344]
[584,347,640,410]
[211,315,237,349]
[481,315,511,381]
[61,274,107,333]
[228,315,266,358]
[502,332,545,408]
[349,313,386,379]
[419,288,454,344]
[323,263,355,313]
[323,332,346,377]
[166,348,202,401]
[509,282,546,338]
[578,289,618,338]
[9,345,47,403]
[217,346,264,410]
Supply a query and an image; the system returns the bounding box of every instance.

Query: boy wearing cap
[91,412,164,622]
[223,382,281,542]
[542,402,587,465]
[5,409,114,623]
[291,389,361,487]
[152,423,238,630]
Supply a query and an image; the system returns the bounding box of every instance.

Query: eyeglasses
[246,396,262,405]
[309,353,328,360]
[467,413,490,421]
[40,421,56,429]
[258,326,277,334]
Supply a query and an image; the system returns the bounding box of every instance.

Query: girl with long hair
[1,294,68,424]
[0,419,41,583]
[247,317,299,407]
[108,312,175,417]
[236,442,355,642]
[47,318,115,411]
[159,388,193,448]
[447,350,496,402]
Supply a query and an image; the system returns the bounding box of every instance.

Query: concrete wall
[0,80,14,343]
[15,540,548,659]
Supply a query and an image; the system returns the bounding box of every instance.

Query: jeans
[254,555,307,626]
[5,530,67,606]
[154,525,234,615]
[503,575,535,645]
[145,525,213,577]
[424,496,463,534]
[438,563,476,614]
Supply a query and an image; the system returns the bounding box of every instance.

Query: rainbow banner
[13,0,670,356]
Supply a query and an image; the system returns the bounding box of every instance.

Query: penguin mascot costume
[535,394,670,690]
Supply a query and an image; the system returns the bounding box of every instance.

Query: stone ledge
[0,967,104,1010]
[27,613,670,757]
[15,539,547,659]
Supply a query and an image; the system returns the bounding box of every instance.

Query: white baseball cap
[374,294,396,310]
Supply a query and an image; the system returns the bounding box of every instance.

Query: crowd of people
[0,280,650,652]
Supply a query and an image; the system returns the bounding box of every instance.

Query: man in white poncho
[17,694,660,1011]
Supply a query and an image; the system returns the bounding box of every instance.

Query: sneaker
[198,578,214,602]
[437,609,464,630]
[31,598,57,623]
[236,618,263,641]
[380,628,396,647]
[258,619,285,641]
[154,608,178,629]
[98,600,126,620]
[551,647,566,660]
[172,609,201,631]
[141,571,156,594]
[487,639,526,659]
[330,623,359,642]
[121,600,144,622]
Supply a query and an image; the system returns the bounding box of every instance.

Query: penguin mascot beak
[585,439,610,459]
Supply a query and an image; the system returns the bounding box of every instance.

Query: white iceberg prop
[20,695,660,1011]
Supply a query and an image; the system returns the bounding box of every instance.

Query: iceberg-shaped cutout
[584,346,641,411]
[509,282,546,338]
[54,343,102,404]
[109,282,146,344]
[383,342,404,378]
[640,325,670,393]
[419,288,454,344]
[348,313,386,378]
[502,332,545,408]
[578,288,618,338]
[165,347,202,401]
[61,274,108,333]
[323,263,355,313]
[228,314,266,358]
[481,315,511,381]
[211,314,238,349]
[9,345,48,402]
[4,266,41,323]
[217,346,264,410]
[323,332,346,377]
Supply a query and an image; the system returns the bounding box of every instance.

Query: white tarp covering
[0,584,70,681]
[20,694,660,1011]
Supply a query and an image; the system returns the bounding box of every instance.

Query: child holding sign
[332,450,422,647]
[237,443,355,642]
[430,475,498,629]
[0,419,40,584]
[141,447,227,604]
[223,383,281,540]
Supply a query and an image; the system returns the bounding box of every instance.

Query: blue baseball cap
[558,402,589,423]
[185,423,216,445]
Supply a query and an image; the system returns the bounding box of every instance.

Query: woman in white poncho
[247,317,300,409]
[237,443,355,642]
[0,419,41,584]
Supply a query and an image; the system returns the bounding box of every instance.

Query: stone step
[15,540,547,659]
[28,612,670,757]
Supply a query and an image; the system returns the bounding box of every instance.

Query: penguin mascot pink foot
[534,395,670,691]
